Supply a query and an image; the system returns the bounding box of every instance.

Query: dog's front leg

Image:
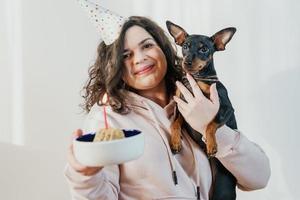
[170,113,183,153]
[170,88,183,153]
[206,121,219,157]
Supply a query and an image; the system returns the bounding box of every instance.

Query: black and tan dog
[166,21,238,200]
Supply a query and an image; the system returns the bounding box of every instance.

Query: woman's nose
[134,50,146,65]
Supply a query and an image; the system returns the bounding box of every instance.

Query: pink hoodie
[64,91,270,200]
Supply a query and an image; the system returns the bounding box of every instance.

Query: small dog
[166,21,238,200]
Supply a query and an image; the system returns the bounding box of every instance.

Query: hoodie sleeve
[64,164,120,199]
[214,125,271,191]
[64,105,121,199]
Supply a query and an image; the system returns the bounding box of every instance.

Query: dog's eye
[199,46,209,53]
[182,43,189,50]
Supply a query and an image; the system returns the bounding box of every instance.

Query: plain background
[0,0,299,199]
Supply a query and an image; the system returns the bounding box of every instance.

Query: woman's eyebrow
[123,38,155,53]
[138,38,154,45]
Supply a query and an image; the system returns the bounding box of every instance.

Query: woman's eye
[143,43,153,49]
[123,53,131,59]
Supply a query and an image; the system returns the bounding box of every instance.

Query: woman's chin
[135,78,164,91]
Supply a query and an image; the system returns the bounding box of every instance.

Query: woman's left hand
[173,73,220,136]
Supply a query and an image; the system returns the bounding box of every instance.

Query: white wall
[0,0,299,199]
[0,0,13,143]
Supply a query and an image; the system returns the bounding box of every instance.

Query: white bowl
[73,129,144,167]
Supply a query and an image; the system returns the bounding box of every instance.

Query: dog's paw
[207,144,218,157]
[171,143,182,154]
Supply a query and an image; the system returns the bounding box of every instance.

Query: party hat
[76,0,127,45]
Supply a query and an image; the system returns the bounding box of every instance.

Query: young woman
[65,16,270,200]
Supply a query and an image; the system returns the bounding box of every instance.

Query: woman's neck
[137,81,169,108]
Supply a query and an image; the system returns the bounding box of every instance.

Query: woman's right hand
[67,129,103,176]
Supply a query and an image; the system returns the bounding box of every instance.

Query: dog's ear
[166,20,189,46]
[211,27,236,51]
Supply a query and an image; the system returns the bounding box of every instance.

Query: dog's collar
[192,74,219,82]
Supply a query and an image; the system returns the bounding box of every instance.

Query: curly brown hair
[81,16,183,114]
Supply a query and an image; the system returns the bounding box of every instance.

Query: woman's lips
[134,64,155,75]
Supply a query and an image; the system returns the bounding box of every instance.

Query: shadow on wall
[260,67,300,199]
[242,67,299,200]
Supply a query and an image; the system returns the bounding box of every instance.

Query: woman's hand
[173,73,220,136]
[67,129,103,176]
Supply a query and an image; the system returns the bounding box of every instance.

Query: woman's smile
[134,64,155,76]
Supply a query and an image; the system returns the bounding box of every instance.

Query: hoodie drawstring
[142,100,178,186]
[142,99,203,199]
[182,131,201,199]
